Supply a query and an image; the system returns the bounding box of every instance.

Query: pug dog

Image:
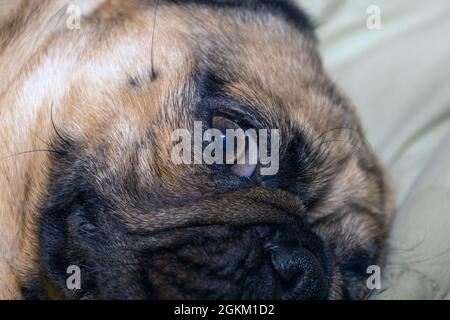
[0,0,394,299]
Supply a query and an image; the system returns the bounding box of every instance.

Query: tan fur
[0,0,394,299]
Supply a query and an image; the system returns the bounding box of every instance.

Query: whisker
[0,149,60,162]
[311,138,362,156]
[150,0,160,80]
[311,126,361,147]
[30,131,65,156]
[50,102,71,147]
[385,246,450,267]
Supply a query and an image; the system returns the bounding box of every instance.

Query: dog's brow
[188,66,279,132]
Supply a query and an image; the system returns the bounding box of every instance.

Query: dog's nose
[268,244,328,299]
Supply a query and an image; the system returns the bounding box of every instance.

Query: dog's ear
[166,0,316,39]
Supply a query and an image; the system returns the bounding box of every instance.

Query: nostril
[269,246,328,300]
[270,247,300,281]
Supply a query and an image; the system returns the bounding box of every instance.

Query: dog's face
[22,0,393,300]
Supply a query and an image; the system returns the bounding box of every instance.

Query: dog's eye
[212,116,258,177]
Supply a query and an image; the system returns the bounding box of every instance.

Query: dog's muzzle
[141,222,331,300]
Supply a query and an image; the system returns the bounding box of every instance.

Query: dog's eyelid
[205,95,268,130]
[212,115,241,131]
[211,111,248,130]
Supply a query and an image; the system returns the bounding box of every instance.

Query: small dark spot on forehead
[128,68,158,89]
[128,76,141,89]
